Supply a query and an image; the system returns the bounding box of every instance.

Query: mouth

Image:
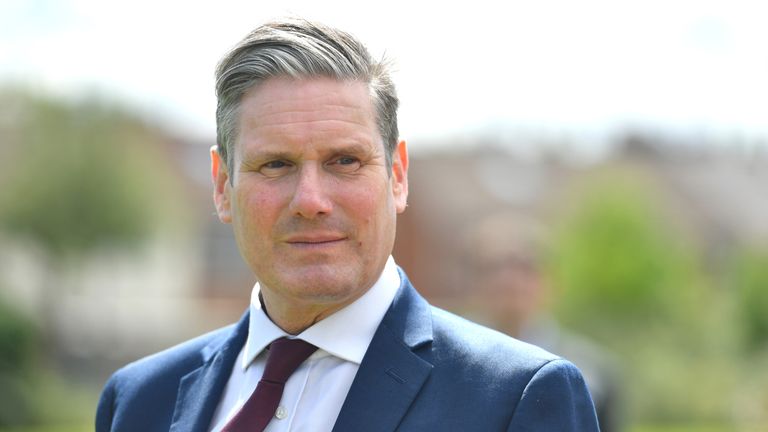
[284,234,348,247]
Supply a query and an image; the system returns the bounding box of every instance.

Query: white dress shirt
[208,256,401,432]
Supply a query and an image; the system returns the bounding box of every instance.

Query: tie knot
[262,337,318,384]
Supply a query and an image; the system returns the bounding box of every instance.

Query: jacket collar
[331,268,434,432]
[168,267,434,432]
[169,310,250,432]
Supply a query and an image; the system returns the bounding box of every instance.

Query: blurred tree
[0,89,170,255]
[730,248,768,351]
[0,88,184,426]
[549,166,696,333]
[0,294,38,427]
[546,166,742,425]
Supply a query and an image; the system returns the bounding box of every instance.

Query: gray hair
[215,18,399,177]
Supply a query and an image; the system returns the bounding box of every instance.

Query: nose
[288,163,333,219]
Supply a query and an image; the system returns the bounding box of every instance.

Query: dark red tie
[221,337,318,432]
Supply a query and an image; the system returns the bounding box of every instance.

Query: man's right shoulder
[96,322,242,432]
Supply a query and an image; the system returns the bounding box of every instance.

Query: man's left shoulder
[422,307,599,430]
[430,306,559,366]
[427,306,590,392]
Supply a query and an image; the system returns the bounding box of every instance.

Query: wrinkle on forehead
[239,77,376,129]
[234,77,383,166]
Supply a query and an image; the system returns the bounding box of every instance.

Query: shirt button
[275,405,288,420]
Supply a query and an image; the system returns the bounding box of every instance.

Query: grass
[0,425,90,432]
[630,424,767,432]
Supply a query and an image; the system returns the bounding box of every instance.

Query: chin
[280,265,366,301]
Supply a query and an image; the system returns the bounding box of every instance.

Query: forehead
[236,77,377,143]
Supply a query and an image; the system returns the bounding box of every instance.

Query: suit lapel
[170,311,250,432]
[332,270,434,432]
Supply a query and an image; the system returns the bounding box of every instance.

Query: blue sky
[2,0,766,156]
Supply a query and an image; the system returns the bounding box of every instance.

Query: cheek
[354,186,396,238]
[234,186,282,232]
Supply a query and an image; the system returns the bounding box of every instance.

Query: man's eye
[265,160,288,169]
[329,156,361,172]
[259,160,293,176]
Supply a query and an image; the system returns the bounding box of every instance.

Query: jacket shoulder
[409,307,598,430]
[96,323,237,431]
[430,306,559,370]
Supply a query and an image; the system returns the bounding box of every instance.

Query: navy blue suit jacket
[96,270,600,431]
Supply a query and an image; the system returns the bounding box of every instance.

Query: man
[96,18,600,431]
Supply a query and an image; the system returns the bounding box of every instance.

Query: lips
[284,233,347,245]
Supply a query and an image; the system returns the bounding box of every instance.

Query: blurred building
[394,136,768,303]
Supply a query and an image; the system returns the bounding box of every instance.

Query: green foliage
[730,248,768,351]
[547,166,749,425]
[0,88,180,427]
[0,300,37,374]
[0,427,91,432]
[0,427,90,432]
[0,89,172,256]
[0,367,97,430]
[0,297,38,427]
[550,167,695,332]
[626,329,740,423]
[629,425,739,432]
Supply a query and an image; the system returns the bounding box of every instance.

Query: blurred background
[1,1,767,431]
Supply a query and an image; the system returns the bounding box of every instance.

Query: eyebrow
[240,142,377,165]
[241,150,294,163]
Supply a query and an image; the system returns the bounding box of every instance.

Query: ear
[391,139,409,213]
[211,145,232,224]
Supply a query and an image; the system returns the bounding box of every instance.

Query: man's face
[212,77,408,312]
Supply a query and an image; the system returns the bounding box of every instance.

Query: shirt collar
[242,256,401,370]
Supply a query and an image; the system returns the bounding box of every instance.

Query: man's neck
[259,291,365,335]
